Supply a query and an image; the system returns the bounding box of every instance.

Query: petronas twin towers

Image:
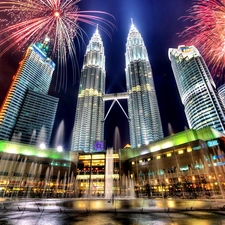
[71,23,163,152]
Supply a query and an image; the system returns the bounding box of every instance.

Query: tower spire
[96,24,99,34]
[131,18,134,29]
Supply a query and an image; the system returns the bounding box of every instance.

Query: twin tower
[71,23,163,152]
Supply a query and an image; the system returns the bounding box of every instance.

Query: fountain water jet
[105,148,114,200]
[36,126,46,147]
[168,123,174,135]
[113,126,121,151]
[29,129,37,145]
[11,132,22,143]
[53,120,64,148]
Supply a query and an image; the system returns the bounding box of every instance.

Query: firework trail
[0,0,115,90]
[180,0,225,79]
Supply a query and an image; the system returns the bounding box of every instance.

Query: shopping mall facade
[0,126,224,198]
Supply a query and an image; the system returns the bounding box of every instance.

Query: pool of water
[0,198,225,224]
[0,210,225,225]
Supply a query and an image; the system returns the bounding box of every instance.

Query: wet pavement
[0,198,225,224]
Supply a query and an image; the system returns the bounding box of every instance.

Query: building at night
[218,84,225,110]
[12,90,58,145]
[71,27,106,152]
[125,22,163,148]
[0,126,225,198]
[121,126,225,197]
[0,40,58,146]
[169,45,225,134]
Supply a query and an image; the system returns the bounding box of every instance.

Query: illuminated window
[92,160,105,166]
[166,153,172,157]
[147,158,151,161]
[194,164,204,169]
[139,160,142,163]
[79,155,91,160]
[156,155,161,159]
[192,146,200,151]
[180,165,188,171]
[178,150,183,154]
[132,161,135,165]
[92,154,105,159]
[157,169,164,175]
[187,147,192,152]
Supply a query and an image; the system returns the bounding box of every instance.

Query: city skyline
[0,0,215,149]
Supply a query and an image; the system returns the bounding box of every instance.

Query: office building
[218,84,225,110]
[71,28,105,152]
[12,90,58,145]
[0,40,57,144]
[169,45,225,133]
[125,22,163,148]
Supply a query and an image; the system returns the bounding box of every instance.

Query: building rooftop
[0,141,70,161]
[0,127,223,162]
[120,126,225,160]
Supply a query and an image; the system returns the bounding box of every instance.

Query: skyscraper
[0,40,58,145]
[71,28,105,152]
[218,84,225,110]
[169,45,225,133]
[125,22,163,148]
[12,90,58,145]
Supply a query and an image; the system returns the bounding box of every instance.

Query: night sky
[0,0,195,150]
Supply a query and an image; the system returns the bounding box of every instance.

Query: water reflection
[60,199,224,211]
[0,211,224,225]
[1,199,225,224]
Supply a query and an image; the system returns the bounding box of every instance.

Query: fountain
[0,126,225,225]
[29,129,36,145]
[36,126,46,146]
[168,122,174,135]
[53,120,64,148]
[113,126,121,151]
[105,148,114,200]
[10,132,22,143]
[113,126,135,198]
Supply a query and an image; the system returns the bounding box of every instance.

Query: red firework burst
[180,0,225,78]
[0,0,115,89]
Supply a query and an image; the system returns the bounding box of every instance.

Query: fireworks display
[181,0,225,78]
[0,0,115,89]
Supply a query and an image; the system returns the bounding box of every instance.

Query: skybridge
[102,92,129,121]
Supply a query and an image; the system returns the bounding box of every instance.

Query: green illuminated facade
[120,126,224,160]
[0,126,222,162]
[124,127,225,197]
[0,126,224,198]
[0,141,71,161]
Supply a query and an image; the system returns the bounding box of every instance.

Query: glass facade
[71,28,105,152]
[218,84,225,110]
[169,45,225,133]
[0,42,55,141]
[76,152,119,197]
[12,90,58,145]
[125,23,163,148]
